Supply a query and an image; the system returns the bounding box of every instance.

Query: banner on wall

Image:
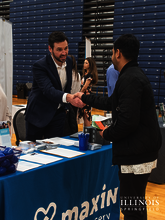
[85,37,91,58]
[0,18,13,118]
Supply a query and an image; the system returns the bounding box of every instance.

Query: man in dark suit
[25,31,84,141]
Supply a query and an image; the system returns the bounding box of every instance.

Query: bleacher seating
[10,0,83,95]
[114,0,165,105]
[10,0,165,103]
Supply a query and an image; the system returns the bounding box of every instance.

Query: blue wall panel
[10,0,84,95]
[114,0,165,105]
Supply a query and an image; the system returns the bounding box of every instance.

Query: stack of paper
[18,153,63,172]
[17,161,42,172]
[20,153,63,164]
[41,147,85,158]
[47,137,79,146]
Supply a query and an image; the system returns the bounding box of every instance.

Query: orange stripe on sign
[95,121,105,130]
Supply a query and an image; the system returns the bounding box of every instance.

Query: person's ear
[48,45,52,53]
[116,49,121,59]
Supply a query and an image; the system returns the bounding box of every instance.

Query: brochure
[0,121,11,147]
[92,115,112,130]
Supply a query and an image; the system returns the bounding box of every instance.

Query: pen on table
[30,152,38,156]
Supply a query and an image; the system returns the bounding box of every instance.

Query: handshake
[66,91,106,138]
[66,92,86,108]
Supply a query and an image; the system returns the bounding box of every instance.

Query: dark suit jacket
[25,54,73,128]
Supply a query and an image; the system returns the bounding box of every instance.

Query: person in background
[106,63,120,97]
[69,55,81,119]
[78,57,98,127]
[63,55,81,136]
[25,31,84,141]
[74,34,162,220]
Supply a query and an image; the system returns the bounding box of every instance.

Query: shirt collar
[119,60,138,77]
[51,54,66,69]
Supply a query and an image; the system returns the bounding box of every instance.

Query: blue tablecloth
[0,139,120,220]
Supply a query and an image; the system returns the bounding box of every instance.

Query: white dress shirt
[70,70,81,94]
[51,55,68,103]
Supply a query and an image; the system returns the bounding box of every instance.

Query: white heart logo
[34,202,56,220]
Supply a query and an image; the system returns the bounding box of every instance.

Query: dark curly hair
[48,31,68,49]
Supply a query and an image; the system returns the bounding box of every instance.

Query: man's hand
[66,94,85,108]
[99,125,108,138]
[73,92,84,99]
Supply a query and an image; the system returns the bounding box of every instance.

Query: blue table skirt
[0,139,120,220]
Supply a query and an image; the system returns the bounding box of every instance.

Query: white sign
[0,18,13,118]
[85,37,91,58]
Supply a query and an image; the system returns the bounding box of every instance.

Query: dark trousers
[118,166,150,220]
[26,108,66,141]
[71,104,78,131]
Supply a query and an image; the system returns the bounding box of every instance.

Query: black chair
[13,108,26,146]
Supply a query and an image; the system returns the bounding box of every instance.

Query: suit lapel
[47,54,62,90]
[46,54,72,93]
